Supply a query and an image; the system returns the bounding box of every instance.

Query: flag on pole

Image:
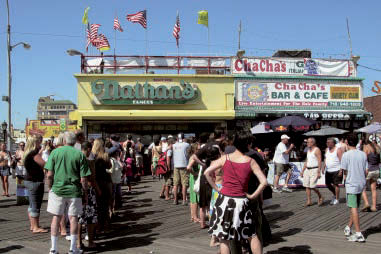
[172,12,180,47]
[197,10,208,27]
[86,23,101,51]
[95,34,110,51]
[82,7,90,25]
[127,10,147,29]
[113,17,124,32]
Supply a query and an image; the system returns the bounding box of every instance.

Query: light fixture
[10,42,31,51]
[1,121,7,131]
[351,55,360,65]
[236,49,245,59]
[66,49,83,56]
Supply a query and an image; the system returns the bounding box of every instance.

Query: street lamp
[66,49,83,56]
[1,121,7,143]
[5,0,31,151]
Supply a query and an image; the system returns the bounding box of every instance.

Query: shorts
[347,193,361,208]
[173,168,189,187]
[325,170,343,185]
[47,190,82,217]
[135,155,143,167]
[0,166,10,176]
[367,170,380,181]
[275,163,291,176]
[303,167,319,188]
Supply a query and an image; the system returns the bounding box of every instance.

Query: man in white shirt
[301,137,323,207]
[323,137,343,205]
[172,133,190,205]
[273,135,294,193]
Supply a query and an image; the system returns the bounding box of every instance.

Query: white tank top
[325,147,340,172]
[307,147,319,168]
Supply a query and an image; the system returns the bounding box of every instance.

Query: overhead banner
[236,81,362,110]
[231,57,355,77]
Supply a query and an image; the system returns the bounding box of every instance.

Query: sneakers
[67,249,84,254]
[347,233,366,242]
[331,199,339,205]
[49,250,59,254]
[65,235,71,241]
[282,186,293,193]
[344,226,352,237]
[272,187,282,193]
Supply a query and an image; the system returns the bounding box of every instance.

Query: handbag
[193,165,202,194]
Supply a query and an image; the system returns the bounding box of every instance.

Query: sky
[0,0,380,129]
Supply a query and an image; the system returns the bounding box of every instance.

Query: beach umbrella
[265,115,316,132]
[304,125,348,136]
[250,122,273,134]
[355,122,381,134]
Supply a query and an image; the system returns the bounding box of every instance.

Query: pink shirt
[221,157,253,197]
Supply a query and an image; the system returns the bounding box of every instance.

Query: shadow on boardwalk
[0,177,381,253]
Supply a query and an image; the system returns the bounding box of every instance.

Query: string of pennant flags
[81,7,209,53]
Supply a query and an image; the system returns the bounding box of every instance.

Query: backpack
[155,151,168,175]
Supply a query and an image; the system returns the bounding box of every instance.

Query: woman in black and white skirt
[204,131,268,254]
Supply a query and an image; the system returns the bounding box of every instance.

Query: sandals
[361,205,371,212]
[32,228,48,233]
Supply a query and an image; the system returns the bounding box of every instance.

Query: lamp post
[5,0,31,151]
[1,121,7,144]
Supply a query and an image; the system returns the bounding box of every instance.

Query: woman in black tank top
[23,134,48,233]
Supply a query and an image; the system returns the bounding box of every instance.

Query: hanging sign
[235,81,362,110]
[231,57,355,77]
[372,81,381,94]
[91,79,199,105]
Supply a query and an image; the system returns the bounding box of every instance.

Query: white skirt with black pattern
[208,193,256,241]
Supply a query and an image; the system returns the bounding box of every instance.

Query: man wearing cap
[272,134,294,193]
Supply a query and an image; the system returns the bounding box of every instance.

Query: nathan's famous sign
[91,80,199,105]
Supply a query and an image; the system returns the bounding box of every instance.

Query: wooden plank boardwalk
[0,177,380,253]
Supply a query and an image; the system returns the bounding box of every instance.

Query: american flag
[94,34,110,50]
[86,23,101,51]
[127,10,147,29]
[172,12,180,47]
[113,17,123,32]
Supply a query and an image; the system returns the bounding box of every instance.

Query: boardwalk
[0,177,380,254]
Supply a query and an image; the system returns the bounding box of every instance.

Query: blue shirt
[341,149,367,194]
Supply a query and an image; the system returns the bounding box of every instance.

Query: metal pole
[238,20,241,50]
[346,17,353,58]
[6,0,12,151]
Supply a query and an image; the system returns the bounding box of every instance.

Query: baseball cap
[168,135,174,139]
[160,137,167,141]
[281,134,290,140]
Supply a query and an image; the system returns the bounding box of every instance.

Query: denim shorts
[24,181,45,217]
[0,166,10,176]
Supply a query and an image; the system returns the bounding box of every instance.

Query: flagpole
[145,9,148,74]
[207,26,210,56]
[145,9,148,56]
[114,12,117,55]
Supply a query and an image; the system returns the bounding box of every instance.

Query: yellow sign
[26,120,77,138]
[330,86,360,100]
[197,10,208,27]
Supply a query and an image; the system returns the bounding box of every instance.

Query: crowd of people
[0,127,380,253]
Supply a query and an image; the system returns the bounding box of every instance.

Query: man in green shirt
[45,131,91,254]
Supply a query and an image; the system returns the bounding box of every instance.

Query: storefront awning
[235,109,371,120]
